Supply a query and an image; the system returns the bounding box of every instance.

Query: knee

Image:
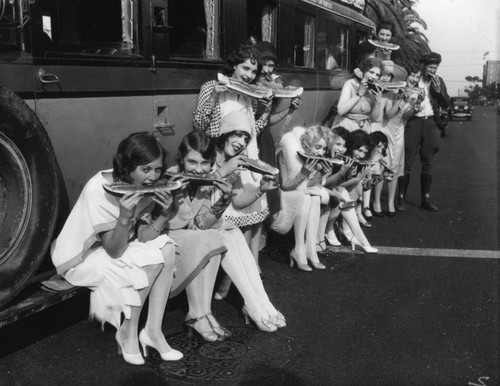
[161,244,176,269]
[148,262,164,277]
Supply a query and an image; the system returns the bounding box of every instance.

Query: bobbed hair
[332,126,350,142]
[359,57,384,75]
[177,131,216,171]
[113,132,167,183]
[376,20,396,36]
[215,131,251,152]
[300,125,331,155]
[369,130,389,157]
[404,62,421,76]
[345,129,371,157]
[221,44,262,82]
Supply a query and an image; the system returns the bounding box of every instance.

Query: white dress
[51,171,174,328]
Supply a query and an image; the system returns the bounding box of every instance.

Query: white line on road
[367,246,500,259]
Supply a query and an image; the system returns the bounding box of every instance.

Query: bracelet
[118,217,132,226]
[212,170,223,179]
[151,221,165,233]
[209,196,231,218]
[293,172,306,187]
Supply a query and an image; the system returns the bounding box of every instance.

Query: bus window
[0,0,29,51]
[317,17,350,71]
[152,0,219,61]
[247,0,277,44]
[39,0,140,58]
[280,5,316,69]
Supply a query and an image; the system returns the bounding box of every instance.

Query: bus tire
[0,86,64,308]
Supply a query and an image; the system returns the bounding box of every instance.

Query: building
[483,60,500,86]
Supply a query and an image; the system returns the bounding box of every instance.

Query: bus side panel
[0,61,34,95]
[34,95,154,203]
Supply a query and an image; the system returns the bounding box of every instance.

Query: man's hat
[421,52,442,65]
[254,41,278,63]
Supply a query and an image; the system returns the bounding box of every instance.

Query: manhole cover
[151,325,298,383]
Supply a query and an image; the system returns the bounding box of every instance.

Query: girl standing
[193,43,273,268]
[332,57,385,134]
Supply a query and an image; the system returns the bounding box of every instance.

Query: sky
[413,0,500,96]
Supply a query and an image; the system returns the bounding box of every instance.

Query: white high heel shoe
[342,223,378,254]
[270,311,287,328]
[324,230,341,246]
[348,235,378,253]
[242,305,278,332]
[139,329,183,361]
[116,330,145,365]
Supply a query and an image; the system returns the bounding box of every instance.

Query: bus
[0,0,374,318]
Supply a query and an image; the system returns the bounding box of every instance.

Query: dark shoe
[396,175,410,211]
[420,174,438,212]
[421,200,438,211]
[372,210,384,218]
[360,220,373,228]
[362,207,373,221]
[387,211,396,218]
[395,196,405,211]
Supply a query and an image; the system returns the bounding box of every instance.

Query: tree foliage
[364,0,431,67]
[465,75,481,84]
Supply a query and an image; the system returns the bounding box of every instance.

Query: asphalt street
[0,106,498,386]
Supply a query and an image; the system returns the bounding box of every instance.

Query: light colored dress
[51,170,174,328]
[380,104,406,178]
[164,168,227,297]
[332,78,376,133]
[269,126,328,234]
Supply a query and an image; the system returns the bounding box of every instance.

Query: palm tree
[364,0,430,67]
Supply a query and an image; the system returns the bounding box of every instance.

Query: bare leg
[373,180,384,213]
[250,223,262,267]
[305,196,322,263]
[214,273,232,298]
[317,204,330,244]
[336,187,371,247]
[143,244,176,353]
[342,208,371,246]
[292,194,310,260]
[362,189,372,212]
[387,178,397,212]
[324,206,341,246]
[326,206,340,234]
[242,226,259,270]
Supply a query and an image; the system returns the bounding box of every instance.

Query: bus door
[29,0,156,204]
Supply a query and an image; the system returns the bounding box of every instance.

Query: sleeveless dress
[380,102,407,178]
[332,78,375,134]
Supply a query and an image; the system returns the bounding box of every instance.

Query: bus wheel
[0,86,64,308]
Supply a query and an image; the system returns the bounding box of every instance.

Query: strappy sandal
[184,313,227,342]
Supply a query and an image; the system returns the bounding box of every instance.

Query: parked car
[449,97,473,121]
